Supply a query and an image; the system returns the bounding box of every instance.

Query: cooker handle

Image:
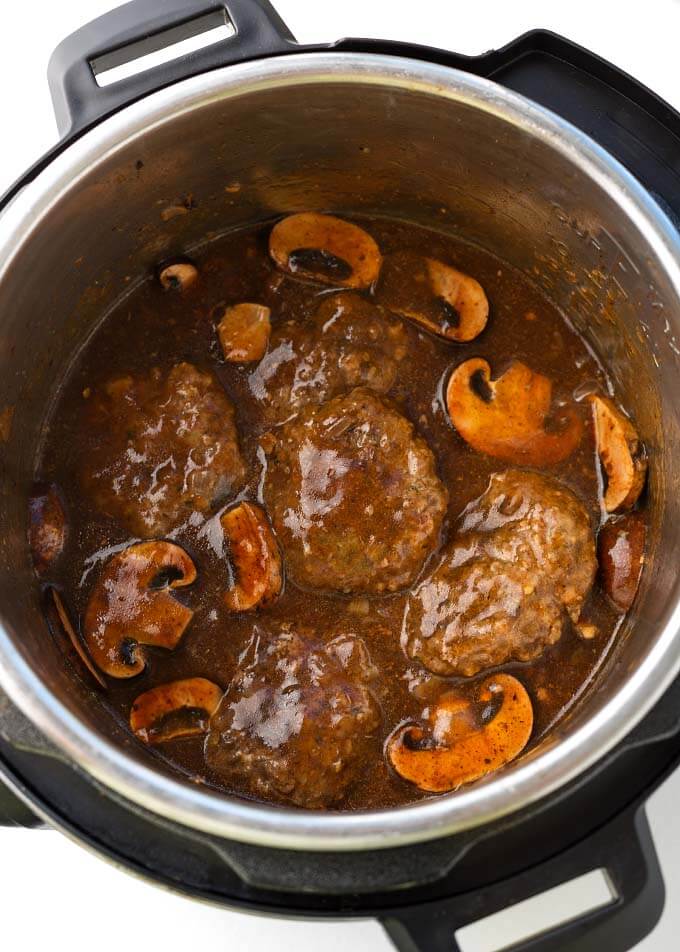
[380,804,664,952]
[47,0,297,137]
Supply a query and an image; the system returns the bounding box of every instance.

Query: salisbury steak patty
[81,362,246,536]
[205,626,379,808]
[263,388,448,593]
[248,292,407,425]
[404,469,597,676]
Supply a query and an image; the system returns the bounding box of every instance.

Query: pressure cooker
[2,2,680,950]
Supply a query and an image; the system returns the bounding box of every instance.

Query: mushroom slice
[48,589,106,689]
[157,259,198,291]
[269,213,382,288]
[221,502,282,611]
[377,252,488,342]
[84,541,196,678]
[599,512,646,611]
[130,677,223,744]
[217,303,271,362]
[446,358,582,465]
[589,395,647,512]
[28,483,66,574]
[387,673,533,793]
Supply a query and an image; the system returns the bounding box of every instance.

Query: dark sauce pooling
[33,216,645,810]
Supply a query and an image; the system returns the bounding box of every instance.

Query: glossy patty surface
[81,362,245,537]
[263,387,449,593]
[404,470,597,676]
[205,626,379,807]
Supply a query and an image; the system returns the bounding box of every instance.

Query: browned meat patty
[404,469,596,676]
[248,292,407,424]
[262,387,448,593]
[204,625,379,808]
[81,362,246,536]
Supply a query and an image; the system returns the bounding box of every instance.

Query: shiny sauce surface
[35,217,638,810]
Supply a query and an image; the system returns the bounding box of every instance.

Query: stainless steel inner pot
[1,53,680,851]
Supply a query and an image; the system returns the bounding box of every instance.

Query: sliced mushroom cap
[376,251,488,342]
[217,303,271,362]
[222,502,282,611]
[130,677,223,743]
[269,213,382,289]
[446,358,582,465]
[28,483,66,574]
[599,512,646,611]
[589,395,647,512]
[84,541,196,678]
[387,673,533,793]
[158,259,198,291]
[47,589,106,689]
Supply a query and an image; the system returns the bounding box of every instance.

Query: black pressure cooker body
[2,3,680,951]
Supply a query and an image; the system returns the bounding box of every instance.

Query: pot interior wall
[0,64,678,806]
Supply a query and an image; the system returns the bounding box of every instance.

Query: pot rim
[2,51,680,852]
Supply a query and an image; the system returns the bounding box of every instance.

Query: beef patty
[248,292,407,425]
[205,625,379,808]
[81,362,245,536]
[404,469,596,676]
[262,387,448,593]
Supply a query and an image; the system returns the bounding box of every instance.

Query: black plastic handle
[381,805,664,952]
[47,0,296,137]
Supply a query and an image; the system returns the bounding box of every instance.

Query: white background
[1,1,680,950]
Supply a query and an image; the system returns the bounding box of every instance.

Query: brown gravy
[34,217,636,810]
